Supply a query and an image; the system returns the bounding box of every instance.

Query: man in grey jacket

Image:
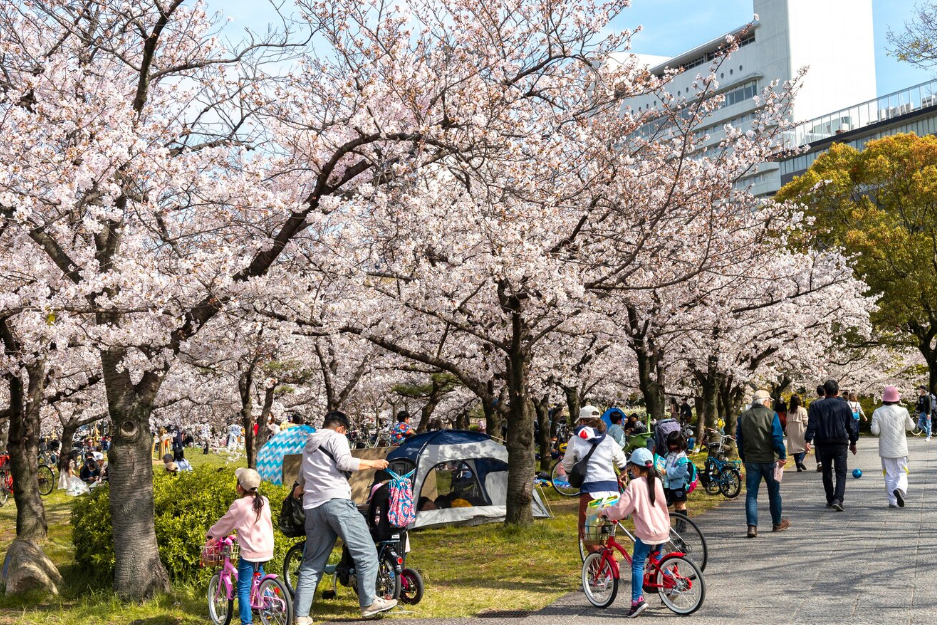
[292,411,396,624]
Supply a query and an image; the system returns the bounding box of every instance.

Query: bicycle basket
[582,515,614,547]
[201,541,239,567]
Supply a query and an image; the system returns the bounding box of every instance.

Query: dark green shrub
[72,467,297,585]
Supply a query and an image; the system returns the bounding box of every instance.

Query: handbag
[568,436,603,488]
[278,485,307,538]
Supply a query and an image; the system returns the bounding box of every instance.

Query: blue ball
[852,469,862,479]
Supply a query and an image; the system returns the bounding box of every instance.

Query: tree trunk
[721,381,743,458]
[483,380,502,439]
[503,309,535,527]
[534,395,551,473]
[8,360,48,542]
[238,366,256,469]
[416,378,442,433]
[100,346,170,599]
[564,386,581,424]
[636,348,665,421]
[108,401,170,598]
[696,370,717,450]
[58,423,78,478]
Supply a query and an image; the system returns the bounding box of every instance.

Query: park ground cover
[0,452,723,624]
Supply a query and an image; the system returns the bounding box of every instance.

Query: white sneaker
[361,597,397,618]
[295,617,314,625]
[927,437,931,442]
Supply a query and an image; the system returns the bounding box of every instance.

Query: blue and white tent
[386,430,550,529]
[257,425,315,485]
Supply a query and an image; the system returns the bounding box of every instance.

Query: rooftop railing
[783,79,937,150]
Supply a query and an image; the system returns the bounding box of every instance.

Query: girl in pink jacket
[600,448,670,618]
[207,468,273,625]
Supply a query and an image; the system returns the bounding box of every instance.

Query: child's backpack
[387,469,417,528]
[684,460,699,495]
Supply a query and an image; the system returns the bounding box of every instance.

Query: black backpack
[568,436,604,488]
[278,487,306,538]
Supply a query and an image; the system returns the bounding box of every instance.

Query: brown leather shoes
[772,518,791,532]
[747,525,757,538]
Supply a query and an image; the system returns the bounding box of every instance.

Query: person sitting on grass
[598,447,670,618]
[162,452,191,472]
[207,468,273,625]
[79,458,101,485]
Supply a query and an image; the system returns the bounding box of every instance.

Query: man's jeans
[294,498,380,618]
[818,444,848,504]
[744,462,782,527]
[919,413,932,437]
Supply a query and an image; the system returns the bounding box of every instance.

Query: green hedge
[72,467,297,585]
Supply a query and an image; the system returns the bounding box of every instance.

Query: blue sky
[208,0,932,97]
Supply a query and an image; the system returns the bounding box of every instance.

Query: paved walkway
[354,437,937,624]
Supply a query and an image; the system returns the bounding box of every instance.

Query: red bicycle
[581,519,705,614]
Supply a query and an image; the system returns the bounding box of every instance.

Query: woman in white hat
[870,386,915,508]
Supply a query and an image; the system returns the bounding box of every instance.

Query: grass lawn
[0,451,730,624]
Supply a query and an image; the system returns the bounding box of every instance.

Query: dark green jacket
[737,404,786,464]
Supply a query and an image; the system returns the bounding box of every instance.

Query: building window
[722,81,757,108]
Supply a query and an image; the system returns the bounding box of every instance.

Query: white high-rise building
[624,0,877,196]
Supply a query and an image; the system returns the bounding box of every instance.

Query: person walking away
[291,411,396,624]
[660,431,691,531]
[847,392,867,425]
[805,379,858,511]
[607,410,626,448]
[679,399,693,425]
[651,415,681,455]
[391,410,415,445]
[561,406,628,553]
[787,395,809,471]
[916,386,935,442]
[737,390,789,538]
[207,468,273,625]
[870,386,915,508]
[598,448,670,618]
[172,428,185,462]
[809,385,826,471]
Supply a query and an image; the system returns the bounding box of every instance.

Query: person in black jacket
[805,379,858,511]
[809,385,826,472]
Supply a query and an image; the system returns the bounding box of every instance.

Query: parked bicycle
[700,430,742,499]
[581,518,705,614]
[203,535,292,625]
[0,453,55,505]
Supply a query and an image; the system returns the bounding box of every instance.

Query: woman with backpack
[561,405,628,551]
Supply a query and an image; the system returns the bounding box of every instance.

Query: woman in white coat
[870,386,916,508]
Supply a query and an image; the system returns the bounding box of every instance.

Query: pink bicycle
[203,536,293,625]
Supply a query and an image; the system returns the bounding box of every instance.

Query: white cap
[579,405,601,420]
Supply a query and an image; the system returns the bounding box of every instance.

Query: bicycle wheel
[702,464,721,495]
[719,468,742,499]
[551,460,580,497]
[656,554,705,615]
[257,577,292,625]
[37,465,55,496]
[376,553,401,600]
[207,572,233,625]
[581,551,618,608]
[399,567,424,605]
[665,513,707,572]
[281,541,305,596]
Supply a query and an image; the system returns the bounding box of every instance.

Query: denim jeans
[818,444,848,504]
[631,539,661,603]
[238,559,264,624]
[744,462,782,527]
[919,413,932,437]
[793,452,806,465]
[293,498,380,618]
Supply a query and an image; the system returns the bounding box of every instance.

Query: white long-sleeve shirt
[871,405,915,459]
[561,426,628,497]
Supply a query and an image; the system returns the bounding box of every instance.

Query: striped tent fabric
[257,425,315,485]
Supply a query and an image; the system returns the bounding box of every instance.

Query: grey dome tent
[385,430,551,529]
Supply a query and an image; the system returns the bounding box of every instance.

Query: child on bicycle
[599,447,670,618]
[660,431,690,531]
[207,468,273,625]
